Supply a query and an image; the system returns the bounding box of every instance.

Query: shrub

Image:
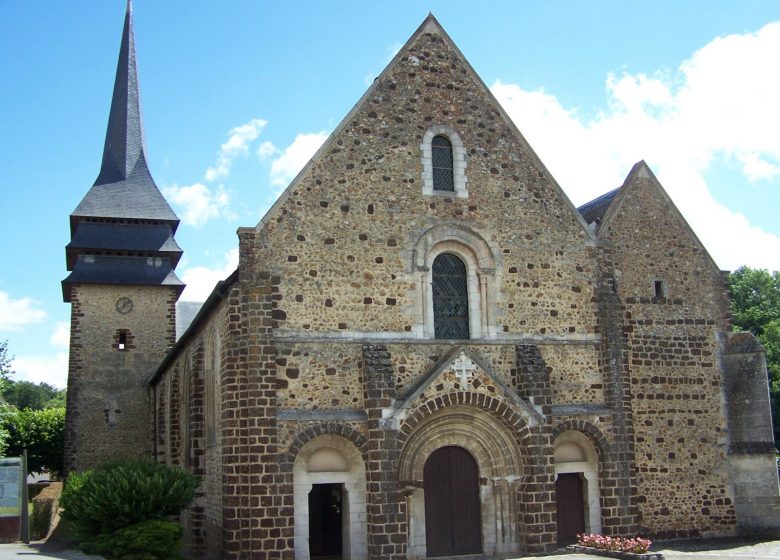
[3,407,65,476]
[81,519,183,560]
[59,458,197,539]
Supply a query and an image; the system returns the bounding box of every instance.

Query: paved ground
[0,542,100,559]
[531,539,780,560]
[0,539,779,559]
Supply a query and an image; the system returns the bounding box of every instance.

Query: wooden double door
[423,446,482,557]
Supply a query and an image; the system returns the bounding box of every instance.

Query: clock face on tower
[115,297,134,314]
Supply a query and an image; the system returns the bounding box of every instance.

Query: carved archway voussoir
[398,406,524,483]
[551,419,611,459]
[287,422,368,464]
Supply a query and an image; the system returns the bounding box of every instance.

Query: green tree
[0,340,13,390]
[3,407,65,476]
[728,266,780,440]
[3,380,66,411]
[0,340,13,454]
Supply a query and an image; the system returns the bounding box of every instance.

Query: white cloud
[0,291,47,331]
[491,21,780,272]
[162,183,231,228]
[9,322,71,388]
[166,117,270,227]
[257,141,278,159]
[738,152,780,182]
[13,352,68,389]
[269,132,329,187]
[50,321,70,349]
[205,118,268,182]
[179,248,239,302]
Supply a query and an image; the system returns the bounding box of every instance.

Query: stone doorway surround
[553,430,602,536]
[293,434,368,560]
[398,406,523,559]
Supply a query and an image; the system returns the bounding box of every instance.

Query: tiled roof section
[70,1,179,225]
[577,187,620,225]
[62,255,184,302]
[66,222,182,270]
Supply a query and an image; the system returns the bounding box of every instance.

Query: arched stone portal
[399,406,523,558]
[553,430,602,544]
[293,434,368,560]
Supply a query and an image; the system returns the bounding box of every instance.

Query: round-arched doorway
[553,430,602,546]
[293,434,368,560]
[399,406,524,558]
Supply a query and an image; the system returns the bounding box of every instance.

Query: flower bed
[567,534,664,560]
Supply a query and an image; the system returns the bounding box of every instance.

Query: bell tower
[62,1,183,473]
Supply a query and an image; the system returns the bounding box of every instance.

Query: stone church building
[63,4,780,559]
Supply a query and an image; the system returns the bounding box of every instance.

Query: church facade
[64,6,780,560]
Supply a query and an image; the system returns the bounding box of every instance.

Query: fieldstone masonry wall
[136,16,778,560]
[603,169,737,537]
[65,284,177,474]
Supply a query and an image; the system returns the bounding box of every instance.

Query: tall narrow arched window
[432,253,469,339]
[205,328,221,447]
[181,358,192,468]
[421,126,468,197]
[431,135,454,192]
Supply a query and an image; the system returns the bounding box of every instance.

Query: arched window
[431,135,454,192]
[205,328,221,447]
[421,125,468,197]
[413,224,499,340]
[432,253,469,339]
[181,358,192,468]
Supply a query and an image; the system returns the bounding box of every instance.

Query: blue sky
[1,1,779,388]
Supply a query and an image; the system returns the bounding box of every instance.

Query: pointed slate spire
[95,0,147,186]
[70,0,178,227]
[64,2,183,302]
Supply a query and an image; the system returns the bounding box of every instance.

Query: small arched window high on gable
[432,253,470,339]
[421,125,468,197]
[431,135,454,192]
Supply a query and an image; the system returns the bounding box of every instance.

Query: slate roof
[66,222,182,269]
[577,187,620,225]
[64,2,185,303]
[63,255,184,301]
[69,0,179,228]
